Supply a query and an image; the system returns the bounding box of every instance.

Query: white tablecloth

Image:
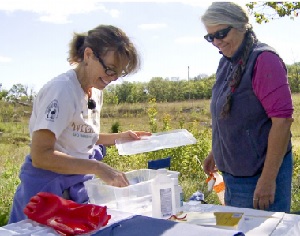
[178,203,300,236]
[1,203,300,236]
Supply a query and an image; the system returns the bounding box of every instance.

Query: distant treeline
[1,62,299,104]
[103,61,300,104]
[103,75,215,104]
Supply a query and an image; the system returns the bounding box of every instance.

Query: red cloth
[24,192,111,236]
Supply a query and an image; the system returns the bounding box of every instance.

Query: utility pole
[188,66,190,100]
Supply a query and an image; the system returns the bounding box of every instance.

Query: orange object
[214,181,225,193]
[205,173,225,205]
[205,174,215,183]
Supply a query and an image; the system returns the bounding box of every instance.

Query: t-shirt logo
[45,99,59,121]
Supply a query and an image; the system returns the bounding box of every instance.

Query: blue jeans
[222,151,293,213]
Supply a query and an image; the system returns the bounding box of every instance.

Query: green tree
[125,82,146,103]
[247,2,300,23]
[0,89,8,100]
[6,84,28,102]
[287,62,300,93]
[148,77,171,102]
[115,82,136,103]
[6,83,36,102]
[169,80,185,101]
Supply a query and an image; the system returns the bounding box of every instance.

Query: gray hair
[201,2,251,31]
[201,2,258,118]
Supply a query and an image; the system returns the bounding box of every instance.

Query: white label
[160,188,173,217]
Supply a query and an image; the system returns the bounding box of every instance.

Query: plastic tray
[115,129,197,155]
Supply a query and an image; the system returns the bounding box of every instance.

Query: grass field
[1,95,300,226]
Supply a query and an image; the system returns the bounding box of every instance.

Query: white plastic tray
[115,129,197,155]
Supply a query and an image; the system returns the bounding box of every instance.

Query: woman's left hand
[121,130,152,140]
[253,176,276,210]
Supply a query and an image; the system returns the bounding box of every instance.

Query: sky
[0,0,300,92]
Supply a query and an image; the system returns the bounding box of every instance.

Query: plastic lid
[115,129,197,155]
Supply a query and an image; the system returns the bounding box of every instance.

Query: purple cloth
[91,144,106,161]
[8,155,94,223]
[252,51,293,118]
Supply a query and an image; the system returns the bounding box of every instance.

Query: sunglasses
[204,26,233,43]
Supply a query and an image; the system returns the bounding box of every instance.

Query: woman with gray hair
[201,2,293,212]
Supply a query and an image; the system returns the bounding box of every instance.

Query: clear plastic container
[151,173,176,219]
[84,169,180,214]
[172,177,183,213]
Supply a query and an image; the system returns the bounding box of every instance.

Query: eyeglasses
[204,26,233,43]
[93,52,127,78]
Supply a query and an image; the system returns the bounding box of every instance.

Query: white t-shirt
[29,69,103,159]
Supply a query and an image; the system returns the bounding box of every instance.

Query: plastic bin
[84,169,179,213]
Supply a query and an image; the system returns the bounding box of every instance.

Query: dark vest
[211,41,292,176]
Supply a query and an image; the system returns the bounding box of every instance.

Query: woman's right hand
[203,151,217,175]
[96,162,129,187]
